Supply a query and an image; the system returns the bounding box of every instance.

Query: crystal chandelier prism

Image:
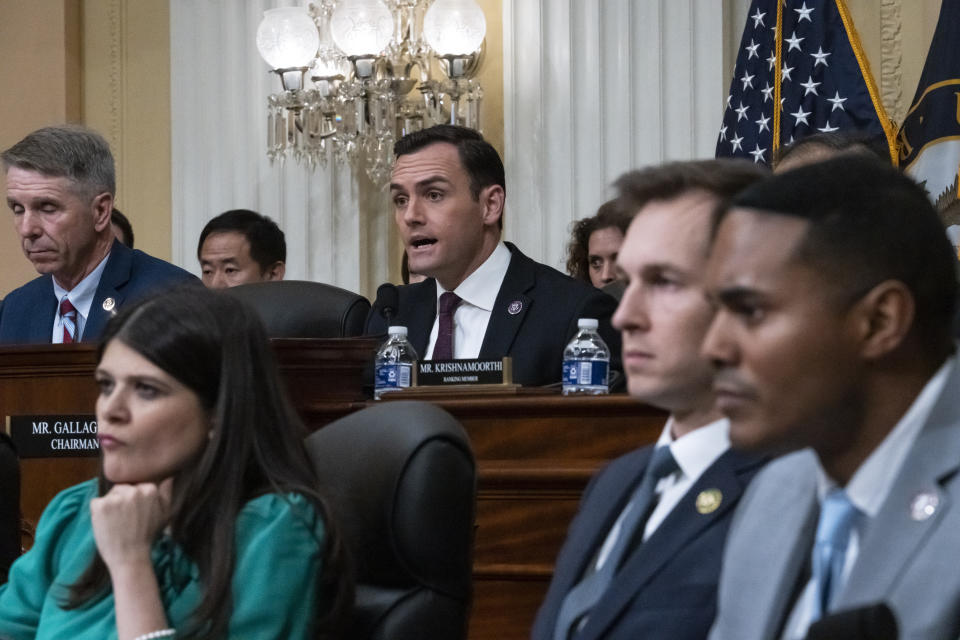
[256,0,487,183]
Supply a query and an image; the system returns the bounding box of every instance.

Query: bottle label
[375,363,412,391]
[562,359,609,390]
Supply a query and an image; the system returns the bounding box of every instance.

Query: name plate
[417,357,512,386]
[5,415,100,458]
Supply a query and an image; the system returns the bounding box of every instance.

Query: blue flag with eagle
[898,0,960,233]
[716,0,896,166]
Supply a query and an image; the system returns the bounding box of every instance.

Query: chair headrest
[305,401,475,596]
[223,280,370,338]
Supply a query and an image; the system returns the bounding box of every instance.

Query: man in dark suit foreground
[532,159,767,640]
[366,125,620,387]
[0,125,195,344]
[705,156,960,639]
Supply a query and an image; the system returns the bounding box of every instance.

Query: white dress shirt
[590,416,731,573]
[425,241,511,359]
[51,253,111,343]
[642,416,732,541]
[781,355,956,640]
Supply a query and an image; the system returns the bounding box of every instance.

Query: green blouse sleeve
[226,493,327,639]
[0,480,97,639]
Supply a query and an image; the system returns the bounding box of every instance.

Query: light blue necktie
[553,445,679,640]
[810,488,859,621]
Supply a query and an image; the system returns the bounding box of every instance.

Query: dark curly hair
[566,200,629,283]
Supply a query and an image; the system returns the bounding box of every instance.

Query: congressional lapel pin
[696,489,722,514]
[507,300,523,315]
[102,297,117,316]
[909,491,939,521]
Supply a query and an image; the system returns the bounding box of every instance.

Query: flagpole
[835,0,898,164]
[773,1,783,156]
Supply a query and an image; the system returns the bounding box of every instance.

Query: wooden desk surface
[0,342,664,639]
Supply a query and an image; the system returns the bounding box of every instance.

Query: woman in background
[0,287,350,639]
[566,200,629,290]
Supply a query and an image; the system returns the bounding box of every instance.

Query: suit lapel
[83,242,130,341]
[479,244,534,359]
[722,450,821,640]
[837,360,960,609]
[564,450,652,588]
[28,278,58,342]
[577,450,759,640]
[399,280,437,358]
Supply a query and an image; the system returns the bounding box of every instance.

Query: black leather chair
[223,280,370,338]
[0,433,20,583]
[305,401,476,640]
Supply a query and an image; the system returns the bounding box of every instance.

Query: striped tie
[60,298,78,343]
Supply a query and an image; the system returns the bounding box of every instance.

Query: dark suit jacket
[0,240,197,344]
[366,243,622,387]
[532,443,765,640]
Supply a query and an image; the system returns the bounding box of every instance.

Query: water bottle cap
[577,318,599,330]
[387,326,408,336]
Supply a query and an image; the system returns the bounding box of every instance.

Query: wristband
[132,630,175,640]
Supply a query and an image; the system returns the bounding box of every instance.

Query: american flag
[716,0,896,166]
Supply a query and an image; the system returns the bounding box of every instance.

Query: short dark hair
[721,155,956,358]
[394,124,505,203]
[1,124,115,199]
[110,208,135,248]
[774,131,892,169]
[197,209,286,270]
[614,159,769,225]
[566,200,630,282]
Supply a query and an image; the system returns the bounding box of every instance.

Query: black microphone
[375,283,400,327]
[804,603,898,640]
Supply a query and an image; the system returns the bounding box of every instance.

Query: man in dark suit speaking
[532,160,767,640]
[366,125,620,387]
[0,125,195,344]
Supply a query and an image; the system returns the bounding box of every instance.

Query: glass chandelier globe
[423,0,486,56]
[256,7,320,70]
[330,0,394,58]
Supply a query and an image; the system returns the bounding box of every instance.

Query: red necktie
[433,292,462,360]
[59,298,78,344]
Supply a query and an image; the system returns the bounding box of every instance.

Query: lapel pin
[696,488,723,514]
[909,491,939,521]
[507,300,522,315]
[102,297,117,316]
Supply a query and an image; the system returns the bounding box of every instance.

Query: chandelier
[255,0,487,183]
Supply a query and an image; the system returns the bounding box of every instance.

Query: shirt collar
[817,355,956,517]
[435,241,511,312]
[655,416,731,481]
[52,251,111,320]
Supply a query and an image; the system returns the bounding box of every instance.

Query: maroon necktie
[433,292,462,360]
[59,298,78,344]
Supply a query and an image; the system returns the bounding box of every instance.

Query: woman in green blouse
[0,288,350,639]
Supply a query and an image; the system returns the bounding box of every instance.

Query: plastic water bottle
[562,318,610,395]
[374,326,418,400]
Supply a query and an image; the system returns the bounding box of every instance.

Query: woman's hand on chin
[90,478,173,572]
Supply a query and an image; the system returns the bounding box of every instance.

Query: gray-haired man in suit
[704,155,960,640]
